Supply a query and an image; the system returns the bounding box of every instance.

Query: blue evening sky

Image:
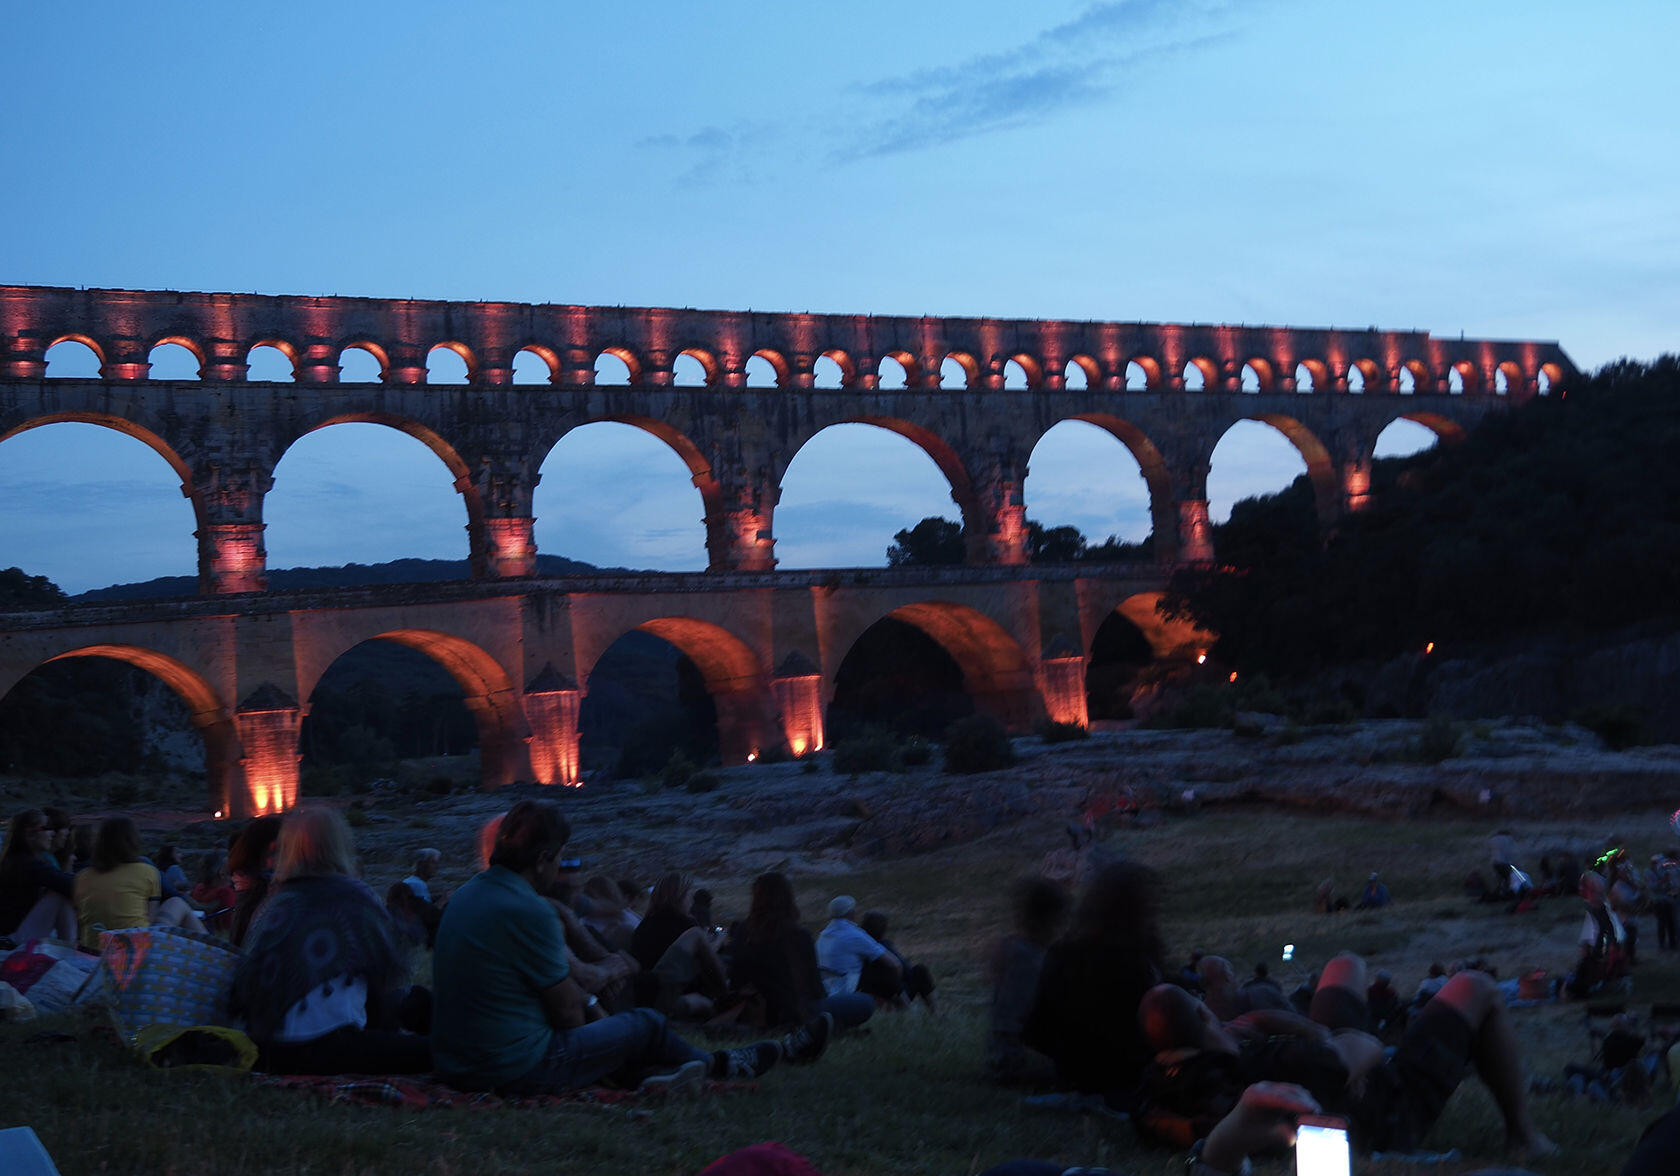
[2,1,1675,593]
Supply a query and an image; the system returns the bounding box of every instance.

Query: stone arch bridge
[0,285,1575,815]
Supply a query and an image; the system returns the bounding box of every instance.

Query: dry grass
[5,795,1679,1175]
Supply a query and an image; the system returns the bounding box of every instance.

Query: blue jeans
[815,991,875,1029]
[508,1008,708,1093]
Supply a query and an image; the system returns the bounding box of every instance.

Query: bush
[1144,685,1234,730]
[684,770,721,794]
[1037,720,1090,744]
[942,714,1017,774]
[1409,716,1464,764]
[1574,704,1649,751]
[896,736,934,766]
[426,775,453,795]
[832,728,899,776]
[345,806,370,828]
[800,758,820,775]
[105,780,139,806]
[658,751,699,791]
[1305,697,1359,726]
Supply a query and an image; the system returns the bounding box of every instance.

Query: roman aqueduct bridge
[0,284,1576,814]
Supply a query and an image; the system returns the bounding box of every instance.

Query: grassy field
[5,797,1680,1175]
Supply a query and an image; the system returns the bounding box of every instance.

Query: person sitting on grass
[1198,955,1289,1020]
[230,806,430,1075]
[475,812,639,1012]
[580,874,637,951]
[433,802,831,1095]
[858,910,937,1013]
[986,876,1070,1086]
[74,816,205,951]
[630,872,728,1019]
[727,872,875,1030]
[0,808,77,943]
[40,807,75,871]
[1022,859,1166,1110]
[1136,951,1557,1161]
[1355,872,1390,909]
[226,814,284,947]
[190,850,237,934]
[817,894,898,1000]
[400,847,447,946]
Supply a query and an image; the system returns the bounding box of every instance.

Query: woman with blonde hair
[229,805,429,1074]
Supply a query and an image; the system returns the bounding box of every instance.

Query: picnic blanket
[253,1072,756,1110]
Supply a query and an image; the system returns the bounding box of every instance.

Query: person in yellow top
[74,816,204,951]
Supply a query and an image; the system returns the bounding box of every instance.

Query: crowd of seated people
[1,808,211,949]
[31,796,1680,1168]
[985,859,1567,1167]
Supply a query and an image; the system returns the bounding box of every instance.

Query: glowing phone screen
[1296,1121,1350,1176]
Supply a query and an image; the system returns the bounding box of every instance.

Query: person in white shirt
[817,895,900,996]
[403,848,442,903]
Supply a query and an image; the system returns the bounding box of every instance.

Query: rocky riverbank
[304,716,1680,885]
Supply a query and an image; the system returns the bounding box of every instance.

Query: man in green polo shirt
[433,799,830,1093]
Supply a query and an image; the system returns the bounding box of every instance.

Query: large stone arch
[0,408,208,553]
[1218,413,1340,525]
[827,600,1040,731]
[1044,414,1179,560]
[299,627,531,791]
[7,643,244,815]
[579,616,778,765]
[778,416,977,547]
[1384,411,1467,450]
[543,414,719,565]
[272,411,482,564]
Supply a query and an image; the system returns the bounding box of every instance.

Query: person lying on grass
[432,801,831,1096]
[1135,951,1557,1161]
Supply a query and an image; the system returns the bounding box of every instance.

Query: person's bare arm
[548,898,611,962]
[538,974,593,1029]
[1227,1008,1330,1042]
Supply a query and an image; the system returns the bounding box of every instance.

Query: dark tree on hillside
[1028,522,1086,563]
[0,567,65,609]
[886,517,965,566]
[1160,355,1680,677]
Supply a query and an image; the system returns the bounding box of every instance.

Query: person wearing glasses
[0,808,78,943]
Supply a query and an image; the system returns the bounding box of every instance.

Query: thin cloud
[634,3,1260,175]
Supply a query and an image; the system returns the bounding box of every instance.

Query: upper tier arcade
[0,284,1577,594]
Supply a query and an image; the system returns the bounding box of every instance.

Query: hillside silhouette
[73,554,622,602]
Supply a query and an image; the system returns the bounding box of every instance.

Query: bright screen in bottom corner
[1296,1122,1350,1176]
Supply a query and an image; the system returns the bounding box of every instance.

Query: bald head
[1140,984,1213,1054]
[1196,955,1236,988]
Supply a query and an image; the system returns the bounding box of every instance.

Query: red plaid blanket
[253,1072,754,1110]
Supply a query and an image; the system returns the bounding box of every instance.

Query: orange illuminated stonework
[235,683,301,815]
[1178,500,1214,564]
[524,664,582,785]
[484,517,538,578]
[1342,461,1373,513]
[1039,638,1088,728]
[771,652,825,756]
[200,523,268,593]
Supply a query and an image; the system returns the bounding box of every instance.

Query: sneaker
[717,1040,781,1080]
[638,1058,706,1098]
[780,1011,833,1065]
